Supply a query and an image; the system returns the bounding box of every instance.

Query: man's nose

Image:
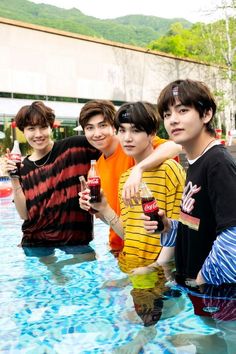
[169,112,179,124]
[93,127,102,136]
[124,131,132,141]
[35,128,43,135]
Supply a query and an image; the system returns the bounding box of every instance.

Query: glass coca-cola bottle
[79,175,88,192]
[87,160,101,203]
[9,140,22,178]
[79,175,98,214]
[140,182,164,232]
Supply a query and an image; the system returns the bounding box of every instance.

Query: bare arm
[10,178,28,220]
[79,188,124,238]
[122,140,182,205]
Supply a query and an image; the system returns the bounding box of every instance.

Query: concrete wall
[0,17,233,125]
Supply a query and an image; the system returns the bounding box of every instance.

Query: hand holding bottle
[87,160,101,203]
[4,141,23,178]
[140,182,164,232]
[78,185,108,214]
[78,176,91,212]
[79,175,103,214]
[141,210,171,234]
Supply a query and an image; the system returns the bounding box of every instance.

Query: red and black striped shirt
[20,135,100,246]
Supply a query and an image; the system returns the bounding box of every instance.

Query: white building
[0,16,235,135]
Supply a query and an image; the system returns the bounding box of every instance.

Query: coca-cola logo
[10,153,21,162]
[88,177,100,186]
[143,200,158,213]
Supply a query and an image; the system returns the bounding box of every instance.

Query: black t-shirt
[175,144,236,281]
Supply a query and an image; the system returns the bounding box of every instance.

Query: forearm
[157,246,175,265]
[136,140,182,172]
[100,205,124,239]
[200,227,236,285]
[10,178,28,220]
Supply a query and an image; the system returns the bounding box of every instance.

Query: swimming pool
[0,194,235,354]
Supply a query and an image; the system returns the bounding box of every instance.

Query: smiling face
[163,100,213,157]
[24,124,53,154]
[84,114,116,155]
[117,123,154,163]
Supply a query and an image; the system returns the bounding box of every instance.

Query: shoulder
[152,136,167,147]
[59,135,89,147]
[160,159,185,173]
[54,135,99,153]
[159,159,186,185]
[203,145,236,170]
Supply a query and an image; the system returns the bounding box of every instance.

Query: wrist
[10,178,21,187]
[13,185,22,192]
[134,163,144,173]
[10,175,20,181]
[103,208,119,226]
[147,261,159,269]
[165,219,172,233]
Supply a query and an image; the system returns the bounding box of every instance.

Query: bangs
[25,111,49,127]
[115,102,157,134]
[158,82,195,118]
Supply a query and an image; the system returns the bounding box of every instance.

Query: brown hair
[15,101,55,132]
[79,100,116,129]
[114,101,160,135]
[157,79,217,136]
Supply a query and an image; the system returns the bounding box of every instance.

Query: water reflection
[170,283,236,354]
[110,258,236,354]
[22,245,96,285]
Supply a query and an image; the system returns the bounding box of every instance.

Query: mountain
[0,0,192,47]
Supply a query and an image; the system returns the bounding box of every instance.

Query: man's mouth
[124,145,135,148]
[171,128,184,135]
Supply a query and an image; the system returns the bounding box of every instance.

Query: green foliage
[148,19,236,69]
[0,0,192,47]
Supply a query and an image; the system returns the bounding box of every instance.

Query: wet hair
[79,100,116,129]
[114,101,160,135]
[15,101,55,132]
[157,79,217,136]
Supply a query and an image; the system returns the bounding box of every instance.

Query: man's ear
[203,108,213,124]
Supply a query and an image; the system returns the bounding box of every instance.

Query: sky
[30,0,224,23]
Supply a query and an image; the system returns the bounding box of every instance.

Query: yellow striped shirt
[118,159,185,273]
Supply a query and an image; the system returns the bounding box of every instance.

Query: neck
[185,134,216,160]
[31,141,54,160]
[103,136,119,158]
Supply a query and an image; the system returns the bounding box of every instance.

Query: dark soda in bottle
[87,160,101,203]
[79,175,98,214]
[9,140,22,178]
[140,182,164,232]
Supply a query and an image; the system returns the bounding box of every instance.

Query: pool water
[0,196,235,354]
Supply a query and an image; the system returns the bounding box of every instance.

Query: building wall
[0,17,232,129]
